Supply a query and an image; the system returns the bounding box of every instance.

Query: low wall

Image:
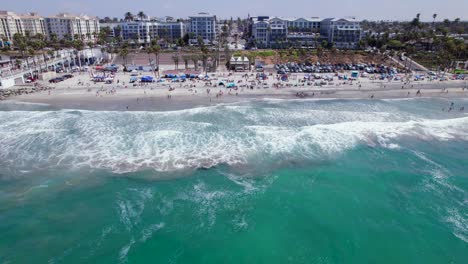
[39,71,57,81]
[0,78,16,89]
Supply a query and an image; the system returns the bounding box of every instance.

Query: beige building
[20,12,47,36]
[1,10,46,42]
[45,13,100,41]
[0,10,24,41]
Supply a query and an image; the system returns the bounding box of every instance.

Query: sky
[2,0,467,21]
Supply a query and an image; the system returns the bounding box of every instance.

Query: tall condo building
[188,12,217,45]
[45,13,100,41]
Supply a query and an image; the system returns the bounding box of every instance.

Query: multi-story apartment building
[121,21,150,43]
[45,13,100,41]
[19,12,47,36]
[99,23,121,39]
[188,12,217,45]
[251,16,321,48]
[283,17,321,32]
[268,18,288,47]
[250,16,361,49]
[320,17,362,49]
[157,22,186,41]
[120,20,187,44]
[0,10,24,41]
[251,16,270,47]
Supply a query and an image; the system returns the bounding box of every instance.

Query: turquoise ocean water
[0,98,467,263]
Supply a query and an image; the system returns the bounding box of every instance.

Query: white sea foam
[117,188,153,231]
[119,238,135,263]
[0,102,467,174]
[410,150,468,244]
[1,100,51,106]
[140,223,165,242]
[191,182,226,227]
[224,172,258,193]
[446,208,468,243]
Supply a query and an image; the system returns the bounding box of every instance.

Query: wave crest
[0,101,467,174]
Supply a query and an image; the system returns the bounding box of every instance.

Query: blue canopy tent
[141,76,154,82]
[227,83,236,88]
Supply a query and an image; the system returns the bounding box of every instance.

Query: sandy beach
[7,70,468,111]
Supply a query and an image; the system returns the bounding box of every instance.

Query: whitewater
[0,98,467,174]
[0,98,467,263]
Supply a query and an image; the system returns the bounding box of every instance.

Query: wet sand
[6,71,468,111]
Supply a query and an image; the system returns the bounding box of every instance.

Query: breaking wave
[0,100,467,174]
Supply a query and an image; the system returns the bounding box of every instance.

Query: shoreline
[3,86,468,112]
[2,71,468,111]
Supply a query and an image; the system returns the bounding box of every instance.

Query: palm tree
[14,59,22,69]
[49,33,59,58]
[119,47,129,65]
[87,41,95,64]
[267,26,272,48]
[182,55,190,69]
[73,40,84,68]
[314,34,321,49]
[223,44,231,64]
[197,36,209,72]
[411,14,421,31]
[106,44,115,62]
[137,11,146,21]
[28,47,37,72]
[124,12,134,22]
[432,14,437,29]
[34,34,48,71]
[13,33,30,69]
[146,45,154,66]
[149,39,161,76]
[191,54,199,71]
[171,54,180,70]
[47,49,55,61]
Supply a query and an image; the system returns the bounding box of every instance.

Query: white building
[282,17,321,32]
[99,23,120,39]
[250,16,361,49]
[189,13,217,45]
[252,16,314,48]
[0,10,24,41]
[120,21,187,45]
[45,13,100,41]
[251,17,269,47]
[320,17,362,49]
[19,12,47,36]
